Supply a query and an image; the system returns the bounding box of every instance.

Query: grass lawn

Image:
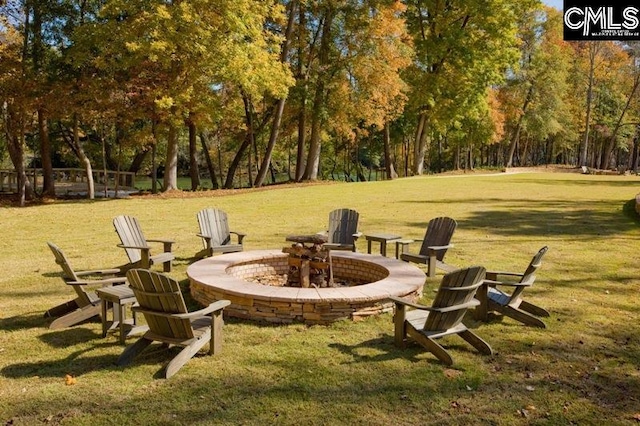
[1,169,639,425]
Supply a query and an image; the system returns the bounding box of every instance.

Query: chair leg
[459,329,493,355]
[209,310,224,355]
[117,336,153,366]
[44,299,80,318]
[393,303,407,348]
[165,332,211,379]
[502,306,546,328]
[519,300,550,317]
[408,329,454,365]
[48,304,101,329]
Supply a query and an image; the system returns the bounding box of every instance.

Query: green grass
[1,170,640,425]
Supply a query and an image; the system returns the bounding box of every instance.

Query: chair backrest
[197,208,231,247]
[424,266,486,332]
[509,246,548,302]
[113,215,146,264]
[126,269,195,340]
[419,217,457,261]
[520,246,548,284]
[327,208,359,246]
[47,241,94,304]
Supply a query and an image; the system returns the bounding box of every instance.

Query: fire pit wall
[225,255,390,286]
[188,250,426,325]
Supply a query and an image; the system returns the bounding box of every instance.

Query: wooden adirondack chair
[322,208,362,252]
[399,217,457,277]
[195,208,246,259]
[479,246,550,328]
[118,269,231,378]
[390,266,492,365]
[113,215,175,272]
[45,242,127,329]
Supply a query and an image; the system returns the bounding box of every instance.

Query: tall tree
[73,0,293,191]
[404,0,519,174]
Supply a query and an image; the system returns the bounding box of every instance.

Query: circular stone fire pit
[187,249,426,325]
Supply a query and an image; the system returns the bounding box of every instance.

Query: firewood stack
[283,234,334,288]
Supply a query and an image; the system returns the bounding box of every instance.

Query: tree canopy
[2,0,640,204]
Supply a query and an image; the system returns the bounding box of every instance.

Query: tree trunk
[413,113,427,175]
[383,122,398,179]
[602,73,640,170]
[631,127,639,173]
[200,131,219,189]
[38,109,55,197]
[580,43,599,167]
[303,10,334,180]
[163,122,179,191]
[72,116,95,199]
[128,148,149,174]
[506,84,534,168]
[255,0,297,187]
[4,104,34,206]
[151,120,159,193]
[295,1,307,182]
[188,117,200,190]
[224,95,255,189]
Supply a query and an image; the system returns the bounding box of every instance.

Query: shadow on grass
[1,338,118,379]
[400,197,639,238]
[511,177,640,188]
[39,328,103,348]
[0,312,49,331]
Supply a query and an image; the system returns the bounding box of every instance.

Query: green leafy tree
[403,0,519,174]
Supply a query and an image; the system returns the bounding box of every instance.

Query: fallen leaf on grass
[525,385,535,392]
[64,374,76,386]
[633,413,640,421]
[444,369,463,379]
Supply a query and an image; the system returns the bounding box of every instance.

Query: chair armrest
[75,268,122,277]
[352,232,362,240]
[483,278,531,287]
[230,231,246,244]
[389,296,479,313]
[426,244,453,252]
[485,271,524,280]
[146,238,174,253]
[68,277,127,286]
[389,296,432,311]
[146,238,175,245]
[118,243,150,250]
[134,300,231,319]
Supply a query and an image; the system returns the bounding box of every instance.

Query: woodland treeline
[2,0,640,205]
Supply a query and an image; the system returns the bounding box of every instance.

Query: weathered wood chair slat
[45,242,126,329]
[322,208,362,252]
[399,216,457,277]
[390,266,492,365]
[195,208,245,259]
[113,215,175,272]
[118,269,230,378]
[482,246,550,328]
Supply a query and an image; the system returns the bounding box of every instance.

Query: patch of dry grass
[1,171,640,425]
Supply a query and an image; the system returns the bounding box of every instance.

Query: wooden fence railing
[0,168,136,193]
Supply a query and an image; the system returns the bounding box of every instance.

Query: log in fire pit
[283,234,333,288]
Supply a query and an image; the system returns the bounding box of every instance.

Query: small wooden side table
[364,233,402,257]
[96,285,143,344]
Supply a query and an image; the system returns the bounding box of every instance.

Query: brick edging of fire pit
[187,249,426,325]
